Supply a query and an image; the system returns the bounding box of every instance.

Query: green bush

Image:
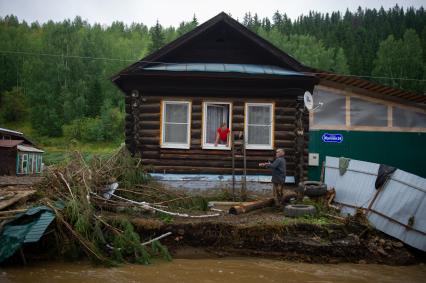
[101,107,125,141]
[80,117,104,142]
[62,107,124,143]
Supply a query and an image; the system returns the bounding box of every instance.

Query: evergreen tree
[148,20,165,52]
[373,29,425,92]
[86,80,103,117]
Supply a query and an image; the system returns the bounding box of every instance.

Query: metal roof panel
[143,63,307,77]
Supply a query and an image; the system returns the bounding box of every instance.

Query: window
[351,97,387,127]
[312,88,346,126]
[245,103,274,150]
[20,153,28,174]
[202,102,232,150]
[393,106,426,128]
[161,101,191,149]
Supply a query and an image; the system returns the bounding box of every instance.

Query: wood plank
[274,124,295,131]
[139,129,160,137]
[140,157,297,168]
[158,153,275,161]
[138,113,160,120]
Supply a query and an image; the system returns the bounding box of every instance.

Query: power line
[0,50,136,62]
[1,49,426,83]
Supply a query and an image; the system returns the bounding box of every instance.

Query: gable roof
[112,12,306,80]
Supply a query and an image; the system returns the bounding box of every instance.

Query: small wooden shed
[112,12,318,185]
[0,128,44,176]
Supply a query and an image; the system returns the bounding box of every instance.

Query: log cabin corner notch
[112,12,319,184]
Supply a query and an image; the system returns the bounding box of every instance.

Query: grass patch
[3,121,122,165]
[282,214,335,225]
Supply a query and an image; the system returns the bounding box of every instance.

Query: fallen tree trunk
[229,198,275,215]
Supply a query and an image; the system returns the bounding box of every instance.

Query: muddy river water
[1,258,425,283]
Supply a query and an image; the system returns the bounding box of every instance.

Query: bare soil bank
[131,210,424,265]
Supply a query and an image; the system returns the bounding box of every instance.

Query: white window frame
[245,102,274,150]
[161,100,191,149]
[20,153,28,174]
[202,102,232,150]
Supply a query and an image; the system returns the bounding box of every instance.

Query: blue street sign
[321,133,343,143]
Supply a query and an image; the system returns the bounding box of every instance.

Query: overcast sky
[0,0,424,27]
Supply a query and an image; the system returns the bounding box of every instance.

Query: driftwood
[0,208,27,216]
[0,190,36,210]
[141,232,172,246]
[229,198,275,215]
[108,193,221,218]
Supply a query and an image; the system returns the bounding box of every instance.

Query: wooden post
[320,161,326,183]
[231,134,236,201]
[19,247,27,265]
[241,134,247,201]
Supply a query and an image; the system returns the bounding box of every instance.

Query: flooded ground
[1,258,425,283]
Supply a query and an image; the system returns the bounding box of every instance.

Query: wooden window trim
[388,106,393,128]
[345,96,351,127]
[202,101,233,150]
[245,102,274,150]
[160,100,192,149]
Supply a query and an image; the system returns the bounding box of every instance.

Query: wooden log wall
[124,94,309,181]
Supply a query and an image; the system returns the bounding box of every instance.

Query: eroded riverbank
[1,258,426,283]
[130,208,423,265]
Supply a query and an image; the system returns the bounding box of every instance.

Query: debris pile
[32,146,193,264]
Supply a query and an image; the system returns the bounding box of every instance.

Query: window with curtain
[203,102,231,149]
[161,101,191,148]
[245,103,273,149]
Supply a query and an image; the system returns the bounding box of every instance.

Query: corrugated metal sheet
[17,144,44,153]
[325,156,426,251]
[23,210,55,243]
[0,127,23,136]
[0,206,55,262]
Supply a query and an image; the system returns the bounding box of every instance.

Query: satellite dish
[303,91,314,110]
[131,90,139,98]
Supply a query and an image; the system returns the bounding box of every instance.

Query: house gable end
[113,12,304,79]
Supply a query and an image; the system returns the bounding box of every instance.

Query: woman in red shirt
[215,122,230,146]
